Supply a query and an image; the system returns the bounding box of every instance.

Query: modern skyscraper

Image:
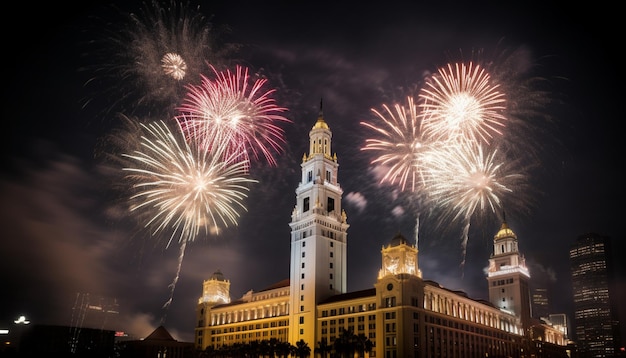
[569,233,622,357]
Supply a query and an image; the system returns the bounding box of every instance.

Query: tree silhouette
[333,328,357,358]
[353,333,373,358]
[293,339,311,358]
[315,338,332,358]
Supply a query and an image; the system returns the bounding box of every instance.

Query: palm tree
[315,338,332,358]
[275,340,293,358]
[353,333,373,358]
[334,328,357,358]
[293,339,311,358]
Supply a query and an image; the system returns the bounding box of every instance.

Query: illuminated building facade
[486,221,532,329]
[194,109,567,356]
[569,233,621,357]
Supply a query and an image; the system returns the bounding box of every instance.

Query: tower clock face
[387,283,393,291]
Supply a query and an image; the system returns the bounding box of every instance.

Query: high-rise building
[570,233,622,357]
[194,108,567,357]
[531,288,550,319]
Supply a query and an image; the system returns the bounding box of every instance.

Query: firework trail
[422,140,527,273]
[176,64,291,169]
[119,118,257,318]
[360,96,436,247]
[419,62,506,145]
[81,0,237,119]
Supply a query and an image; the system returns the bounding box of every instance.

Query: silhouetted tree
[315,338,332,358]
[293,339,311,358]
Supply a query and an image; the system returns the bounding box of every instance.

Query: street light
[14,315,30,325]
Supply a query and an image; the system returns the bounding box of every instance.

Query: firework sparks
[419,62,506,145]
[360,96,432,193]
[176,64,291,168]
[81,0,236,118]
[422,140,527,270]
[161,52,188,80]
[122,119,257,247]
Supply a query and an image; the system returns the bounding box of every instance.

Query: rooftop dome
[494,221,517,241]
[312,116,329,129]
[389,232,408,247]
[210,269,226,281]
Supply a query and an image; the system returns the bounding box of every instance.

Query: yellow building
[195,108,567,357]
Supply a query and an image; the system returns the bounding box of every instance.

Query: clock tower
[378,233,422,279]
[486,220,532,329]
[288,103,349,347]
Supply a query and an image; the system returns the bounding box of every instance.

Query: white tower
[288,103,349,347]
[487,220,532,329]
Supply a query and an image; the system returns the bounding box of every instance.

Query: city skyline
[2,0,623,345]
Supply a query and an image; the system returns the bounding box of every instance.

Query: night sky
[2,0,623,344]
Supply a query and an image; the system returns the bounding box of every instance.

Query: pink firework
[419,62,506,145]
[360,96,434,193]
[176,65,291,169]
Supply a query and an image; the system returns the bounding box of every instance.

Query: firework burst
[419,62,506,145]
[176,64,291,169]
[121,119,256,246]
[161,52,188,80]
[81,0,238,119]
[360,96,431,193]
[422,140,528,269]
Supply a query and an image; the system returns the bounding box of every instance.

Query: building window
[302,263,305,268]
[301,284,304,290]
[327,197,335,212]
[330,252,333,257]
[385,297,396,307]
[330,274,333,279]
[303,197,310,212]
[302,252,305,257]
[302,242,306,247]
[307,171,312,182]
[326,170,331,182]
[299,317,304,324]
[300,306,304,312]
[330,263,333,268]
[301,273,305,279]
[330,284,333,290]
